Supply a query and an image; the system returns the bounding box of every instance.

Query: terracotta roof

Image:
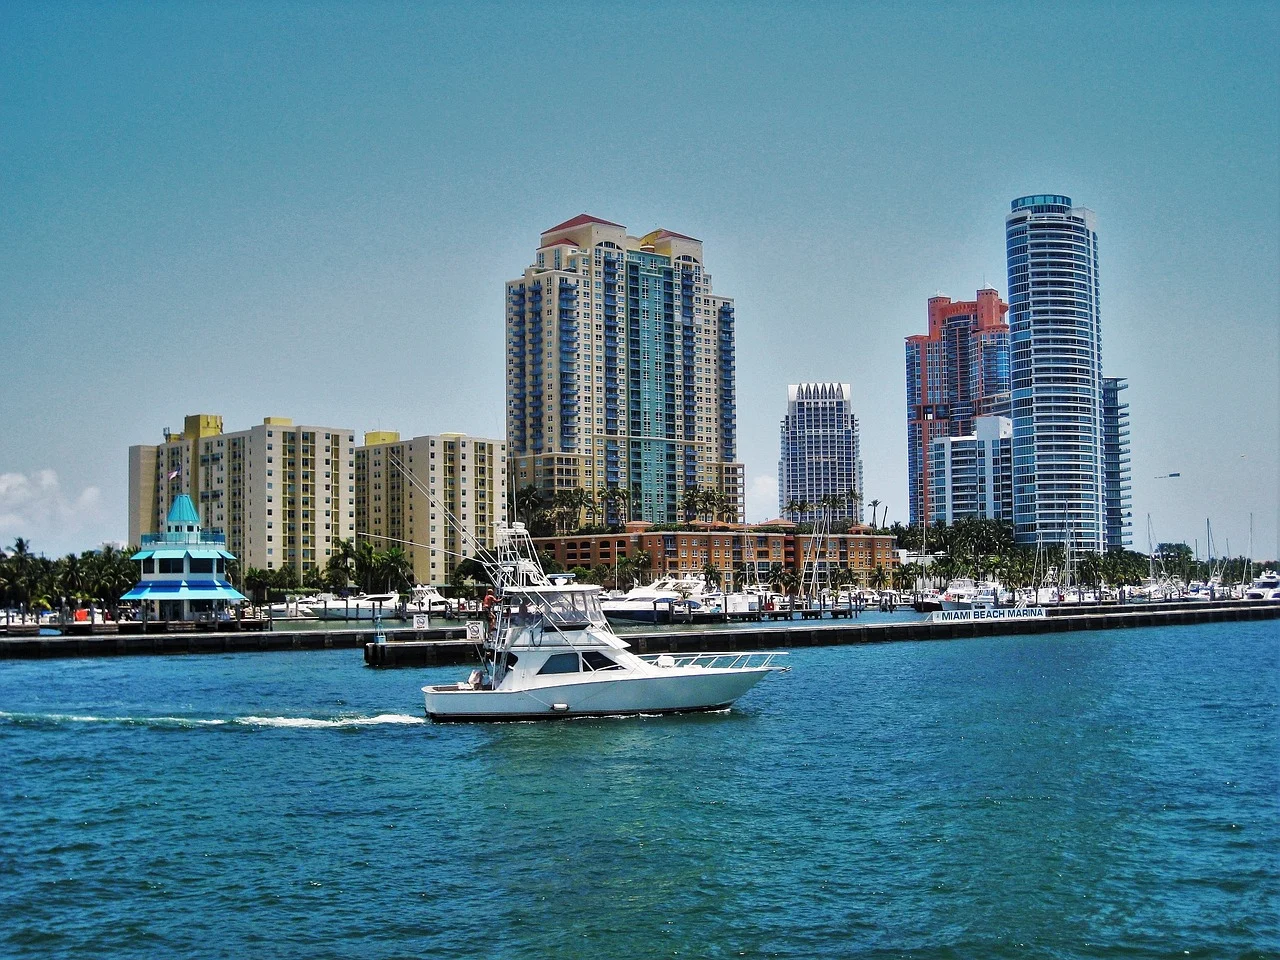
[650,228,701,243]
[543,213,624,234]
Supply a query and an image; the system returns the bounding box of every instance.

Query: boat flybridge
[422,522,788,722]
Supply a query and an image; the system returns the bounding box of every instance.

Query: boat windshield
[509,587,607,628]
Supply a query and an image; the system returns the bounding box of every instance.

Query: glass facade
[1102,377,1132,549]
[506,217,740,524]
[904,290,1009,525]
[778,383,863,524]
[1006,195,1106,551]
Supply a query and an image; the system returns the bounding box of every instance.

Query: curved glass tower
[1006,195,1105,552]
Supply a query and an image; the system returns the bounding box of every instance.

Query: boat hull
[424,668,771,722]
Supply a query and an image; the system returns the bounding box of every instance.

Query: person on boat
[482,589,498,636]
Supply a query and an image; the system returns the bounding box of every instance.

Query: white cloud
[746,474,778,523]
[0,469,107,555]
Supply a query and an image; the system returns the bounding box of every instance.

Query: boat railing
[637,651,790,671]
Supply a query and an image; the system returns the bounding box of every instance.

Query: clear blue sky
[2,1,1277,558]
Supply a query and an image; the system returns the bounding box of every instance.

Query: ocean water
[0,621,1276,959]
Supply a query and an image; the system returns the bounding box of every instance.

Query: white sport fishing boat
[423,523,788,722]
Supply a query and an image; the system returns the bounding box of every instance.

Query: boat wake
[0,710,426,730]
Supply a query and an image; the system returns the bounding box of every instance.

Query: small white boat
[311,593,401,621]
[405,584,451,615]
[600,574,723,623]
[947,580,1006,610]
[423,524,788,722]
[1244,571,1280,601]
[940,578,979,611]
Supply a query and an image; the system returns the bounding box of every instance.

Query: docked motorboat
[405,584,451,614]
[1244,570,1280,601]
[311,592,401,621]
[913,589,944,613]
[940,578,979,611]
[600,574,723,623]
[956,581,1007,610]
[423,523,788,722]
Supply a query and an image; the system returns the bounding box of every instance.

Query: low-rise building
[534,521,897,587]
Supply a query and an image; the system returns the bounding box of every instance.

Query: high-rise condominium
[128,414,356,573]
[1101,377,1132,549]
[506,215,742,524]
[778,383,863,524]
[904,288,1010,525]
[1006,195,1105,551]
[928,415,1014,525]
[354,431,507,585]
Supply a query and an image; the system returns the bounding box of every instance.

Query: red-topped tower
[905,287,1009,525]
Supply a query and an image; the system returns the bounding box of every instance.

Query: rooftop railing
[141,531,227,546]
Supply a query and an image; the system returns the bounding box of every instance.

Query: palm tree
[846,488,863,525]
[603,487,629,527]
[870,564,888,590]
[680,486,702,523]
[631,549,653,583]
[785,498,811,523]
[868,499,881,532]
[765,562,787,593]
[352,539,379,592]
[701,562,722,589]
[514,485,544,526]
[376,547,415,592]
[243,568,271,606]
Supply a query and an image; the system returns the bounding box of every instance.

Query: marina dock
[2,600,1275,663]
[364,599,1280,667]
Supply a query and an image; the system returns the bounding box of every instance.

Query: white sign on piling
[412,614,429,631]
[929,607,1048,623]
[465,621,485,641]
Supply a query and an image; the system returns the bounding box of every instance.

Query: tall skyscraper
[778,383,863,524]
[354,431,507,585]
[1006,194,1105,551]
[1102,377,1132,549]
[506,215,742,524]
[904,288,1009,524]
[128,415,356,573]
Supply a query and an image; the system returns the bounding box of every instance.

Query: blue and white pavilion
[122,495,246,620]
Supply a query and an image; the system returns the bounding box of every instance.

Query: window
[581,651,620,671]
[189,558,214,574]
[537,653,581,675]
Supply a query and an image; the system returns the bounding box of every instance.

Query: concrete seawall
[363,600,1280,668]
[2,601,1275,663]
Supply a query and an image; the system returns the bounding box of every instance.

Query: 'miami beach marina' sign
[930,607,1048,623]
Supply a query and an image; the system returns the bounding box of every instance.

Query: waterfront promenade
[2,599,1275,662]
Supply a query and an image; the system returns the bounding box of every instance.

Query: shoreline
[3,599,1274,663]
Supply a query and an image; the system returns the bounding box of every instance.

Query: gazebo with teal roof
[122,495,247,621]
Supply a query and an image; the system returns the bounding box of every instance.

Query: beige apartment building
[354,432,507,585]
[506,214,744,525]
[128,414,356,574]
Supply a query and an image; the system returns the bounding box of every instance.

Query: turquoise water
[1,621,1276,958]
